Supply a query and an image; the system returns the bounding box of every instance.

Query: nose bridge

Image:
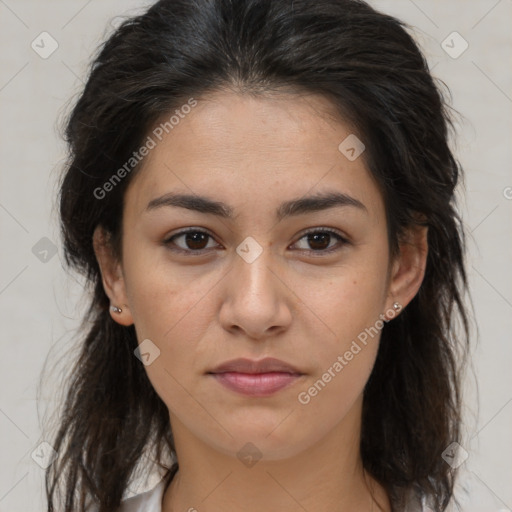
[219,234,292,337]
[234,235,277,301]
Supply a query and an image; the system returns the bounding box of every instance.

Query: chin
[205,420,320,463]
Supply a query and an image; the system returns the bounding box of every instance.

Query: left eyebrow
[145,190,367,220]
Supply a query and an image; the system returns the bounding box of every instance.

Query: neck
[162,395,391,512]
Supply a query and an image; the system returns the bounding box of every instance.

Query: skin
[93,90,428,512]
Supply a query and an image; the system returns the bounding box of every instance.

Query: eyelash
[163,227,349,256]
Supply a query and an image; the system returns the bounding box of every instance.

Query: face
[94,90,427,462]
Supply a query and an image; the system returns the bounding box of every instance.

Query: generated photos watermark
[297,303,401,405]
[93,98,197,200]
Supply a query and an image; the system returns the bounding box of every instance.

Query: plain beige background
[0,1,511,510]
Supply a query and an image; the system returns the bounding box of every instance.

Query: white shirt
[117,478,167,512]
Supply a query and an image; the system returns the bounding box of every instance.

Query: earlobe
[386,224,428,314]
[92,225,134,326]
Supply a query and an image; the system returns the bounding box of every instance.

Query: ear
[92,225,134,326]
[385,223,428,316]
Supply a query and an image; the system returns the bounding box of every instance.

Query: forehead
[124,90,383,220]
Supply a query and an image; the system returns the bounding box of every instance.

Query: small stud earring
[110,305,122,314]
[393,302,402,311]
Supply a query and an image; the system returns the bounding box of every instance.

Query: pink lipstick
[208,357,303,397]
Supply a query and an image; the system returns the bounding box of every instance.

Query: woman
[45,0,471,510]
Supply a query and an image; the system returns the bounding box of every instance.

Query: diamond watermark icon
[236,236,263,264]
[134,339,161,366]
[31,441,57,469]
[338,134,365,161]
[441,32,468,59]
[32,237,58,263]
[237,442,262,468]
[441,441,469,468]
[31,31,59,59]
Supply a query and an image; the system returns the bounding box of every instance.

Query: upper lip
[209,357,303,375]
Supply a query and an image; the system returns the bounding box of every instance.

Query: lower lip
[210,372,302,396]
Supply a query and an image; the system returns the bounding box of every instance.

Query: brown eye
[306,232,331,251]
[164,229,218,254]
[181,231,209,250]
[292,229,348,254]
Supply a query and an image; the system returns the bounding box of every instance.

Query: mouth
[207,357,304,397]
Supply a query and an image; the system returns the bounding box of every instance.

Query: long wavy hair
[44,0,471,510]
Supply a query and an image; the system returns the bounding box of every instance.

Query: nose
[218,241,293,340]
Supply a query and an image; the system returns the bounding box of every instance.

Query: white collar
[118,477,166,512]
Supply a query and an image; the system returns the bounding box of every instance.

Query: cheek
[121,247,214,392]
[299,250,389,348]
[291,275,384,442]
[289,346,376,452]
[291,247,388,405]
[123,241,215,338]
[297,283,383,412]
[125,265,214,424]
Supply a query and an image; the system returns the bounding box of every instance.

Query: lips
[209,357,302,375]
[207,357,304,397]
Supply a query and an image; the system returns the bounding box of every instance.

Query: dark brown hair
[44,0,470,510]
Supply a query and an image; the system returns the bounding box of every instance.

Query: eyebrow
[145,190,367,221]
